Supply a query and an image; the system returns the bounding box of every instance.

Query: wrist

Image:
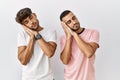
[73,32,77,37]
[66,35,71,39]
[34,32,38,36]
[35,33,42,40]
[30,36,35,40]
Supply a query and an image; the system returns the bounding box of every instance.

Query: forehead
[22,14,33,22]
[62,12,75,22]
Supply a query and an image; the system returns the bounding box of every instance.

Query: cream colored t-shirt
[17,28,57,80]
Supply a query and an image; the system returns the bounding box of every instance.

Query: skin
[60,12,99,64]
[18,13,57,65]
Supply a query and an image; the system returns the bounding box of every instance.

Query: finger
[67,27,73,34]
[22,25,32,32]
[67,27,71,32]
[22,25,26,28]
[61,22,68,31]
[25,29,31,34]
[22,25,31,31]
[22,26,31,33]
[61,22,66,31]
[61,22,67,27]
[22,25,28,30]
[26,28,32,33]
[61,22,65,28]
[25,29,29,33]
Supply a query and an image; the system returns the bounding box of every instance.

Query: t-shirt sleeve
[17,31,27,47]
[89,30,100,44]
[47,30,57,43]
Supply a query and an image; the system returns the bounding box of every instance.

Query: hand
[61,22,72,39]
[22,25,38,38]
[67,27,76,36]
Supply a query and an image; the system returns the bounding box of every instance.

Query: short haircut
[15,8,32,24]
[60,10,71,21]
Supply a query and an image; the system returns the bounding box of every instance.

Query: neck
[36,26,43,32]
[76,27,85,34]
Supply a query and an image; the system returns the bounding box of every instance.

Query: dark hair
[15,8,32,24]
[60,10,71,21]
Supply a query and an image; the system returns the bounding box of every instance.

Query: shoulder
[17,29,26,36]
[17,29,28,39]
[85,28,99,34]
[40,27,56,35]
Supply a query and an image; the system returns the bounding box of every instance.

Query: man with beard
[60,10,100,80]
[15,8,57,80]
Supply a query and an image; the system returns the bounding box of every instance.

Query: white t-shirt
[17,28,57,80]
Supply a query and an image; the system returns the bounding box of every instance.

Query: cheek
[76,20,80,24]
[68,25,73,29]
[26,24,32,28]
[33,18,38,22]
[69,24,74,27]
[26,24,30,27]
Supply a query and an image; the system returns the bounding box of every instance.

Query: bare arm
[18,25,36,65]
[37,38,57,58]
[21,25,57,58]
[71,31,99,58]
[60,22,73,64]
[18,36,35,65]
[60,38,72,64]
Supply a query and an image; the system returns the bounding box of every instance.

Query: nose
[71,20,76,24]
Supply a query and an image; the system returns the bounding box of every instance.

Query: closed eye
[23,20,28,24]
[66,20,71,24]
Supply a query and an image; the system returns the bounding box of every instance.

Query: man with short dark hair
[60,10,100,80]
[15,7,57,80]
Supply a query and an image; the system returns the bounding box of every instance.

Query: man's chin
[72,27,80,31]
[32,26,38,30]
[31,28,37,31]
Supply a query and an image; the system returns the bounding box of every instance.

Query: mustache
[71,27,80,31]
[73,23,79,26]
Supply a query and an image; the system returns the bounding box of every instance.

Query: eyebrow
[22,14,32,23]
[72,16,76,18]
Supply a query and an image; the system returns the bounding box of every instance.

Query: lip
[73,23,79,28]
[73,25,77,28]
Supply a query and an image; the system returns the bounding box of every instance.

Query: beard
[71,27,79,31]
[70,23,80,31]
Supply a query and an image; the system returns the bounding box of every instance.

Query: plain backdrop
[0,0,120,80]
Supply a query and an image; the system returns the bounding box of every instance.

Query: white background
[0,0,120,80]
